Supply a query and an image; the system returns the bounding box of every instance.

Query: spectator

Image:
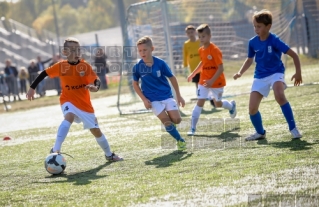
[0,70,8,95]
[36,56,52,97]
[49,54,62,95]
[94,48,108,90]
[18,67,29,95]
[28,59,39,95]
[4,59,21,101]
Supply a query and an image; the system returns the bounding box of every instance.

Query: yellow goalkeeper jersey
[183,39,201,72]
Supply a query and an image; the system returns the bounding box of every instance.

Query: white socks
[96,134,112,157]
[191,105,203,129]
[53,120,71,152]
[222,100,233,110]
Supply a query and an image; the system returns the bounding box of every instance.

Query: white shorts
[197,84,224,101]
[151,98,178,116]
[61,102,99,129]
[251,73,287,97]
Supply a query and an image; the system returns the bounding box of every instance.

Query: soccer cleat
[290,127,302,139]
[105,152,123,162]
[245,131,266,141]
[187,128,196,136]
[177,140,186,151]
[229,100,237,118]
[50,148,60,154]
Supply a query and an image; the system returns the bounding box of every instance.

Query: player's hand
[291,73,302,86]
[85,84,98,92]
[203,79,213,88]
[143,98,152,110]
[177,96,185,108]
[187,73,194,82]
[233,73,241,80]
[26,88,35,101]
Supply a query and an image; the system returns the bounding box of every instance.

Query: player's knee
[64,113,75,123]
[90,128,102,137]
[172,118,182,125]
[249,107,258,115]
[215,101,223,107]
[274,93,287,105]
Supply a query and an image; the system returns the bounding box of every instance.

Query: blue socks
[250,111,265,135]
[280,102,296,130]
[165,124,185,142]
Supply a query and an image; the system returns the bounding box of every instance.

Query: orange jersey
[46,60,98,113]
[198,43,226,88]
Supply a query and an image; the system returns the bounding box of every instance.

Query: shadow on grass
[36,162,112,185]
[193,130,240,141]
[261,139,316,151]
[145,151,193,168]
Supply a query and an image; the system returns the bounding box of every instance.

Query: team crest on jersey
[207,55,212,60]
[156,70,161,77]
[268,46,272,53]
[79,71,85,76]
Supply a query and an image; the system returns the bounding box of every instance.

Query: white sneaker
[245,131,266,141]
[229,100,237,119]
[187,128,196,136]
[290,128,302,139]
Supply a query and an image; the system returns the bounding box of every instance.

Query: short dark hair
[185,25,196,32]
[136,36,153,47]
[63,37,80,48]
[253,9,272,26]
[196,24,211,35]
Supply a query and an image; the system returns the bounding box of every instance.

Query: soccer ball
[44,153,66,175]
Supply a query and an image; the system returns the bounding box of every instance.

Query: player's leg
[245,91,266,141]
[188,85,208,135]
[211,87,237,118]
[51,111,74,153]
[272,78,302,138]
[78,110,123,161]
[157,108,186,151]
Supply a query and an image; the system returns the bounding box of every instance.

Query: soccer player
[183,25,215,107]
[187,24,237,136]
[233,9,302,140]
[132,36,186,151]
[26,37,123,161]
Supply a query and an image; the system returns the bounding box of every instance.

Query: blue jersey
[133,56,173,102]
[248,33,290,79]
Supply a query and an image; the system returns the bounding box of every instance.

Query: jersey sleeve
[87,64,98,83]
[132,64,140,81]
[161,61,174,78]
[183,43,188,67]
[45,62,61,78]
[247,40,255,58]
[213,47,223,65]
[273,36,290,54]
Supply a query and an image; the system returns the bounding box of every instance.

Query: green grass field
[0,55,319,206]
[1,61,319,206]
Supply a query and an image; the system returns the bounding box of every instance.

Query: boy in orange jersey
[187,24,237,136]
[26,37,123,161]
[183,25,216,107]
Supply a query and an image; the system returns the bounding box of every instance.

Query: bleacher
[0,18,58,69]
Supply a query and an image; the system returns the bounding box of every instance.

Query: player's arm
[204,64,224,88]
[183,44,188,68]
[233,57,253,80]
[286,49,302,86]
[168,76,185,107]
[85,78,101,92]
[26,70,48,100]
[132,80,151,109]
[187,61,202,82]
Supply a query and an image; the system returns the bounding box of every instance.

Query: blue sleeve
[132,64,139,81]
[247,40,255,58]
[161,61,174,77]
[273,36,290,54]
